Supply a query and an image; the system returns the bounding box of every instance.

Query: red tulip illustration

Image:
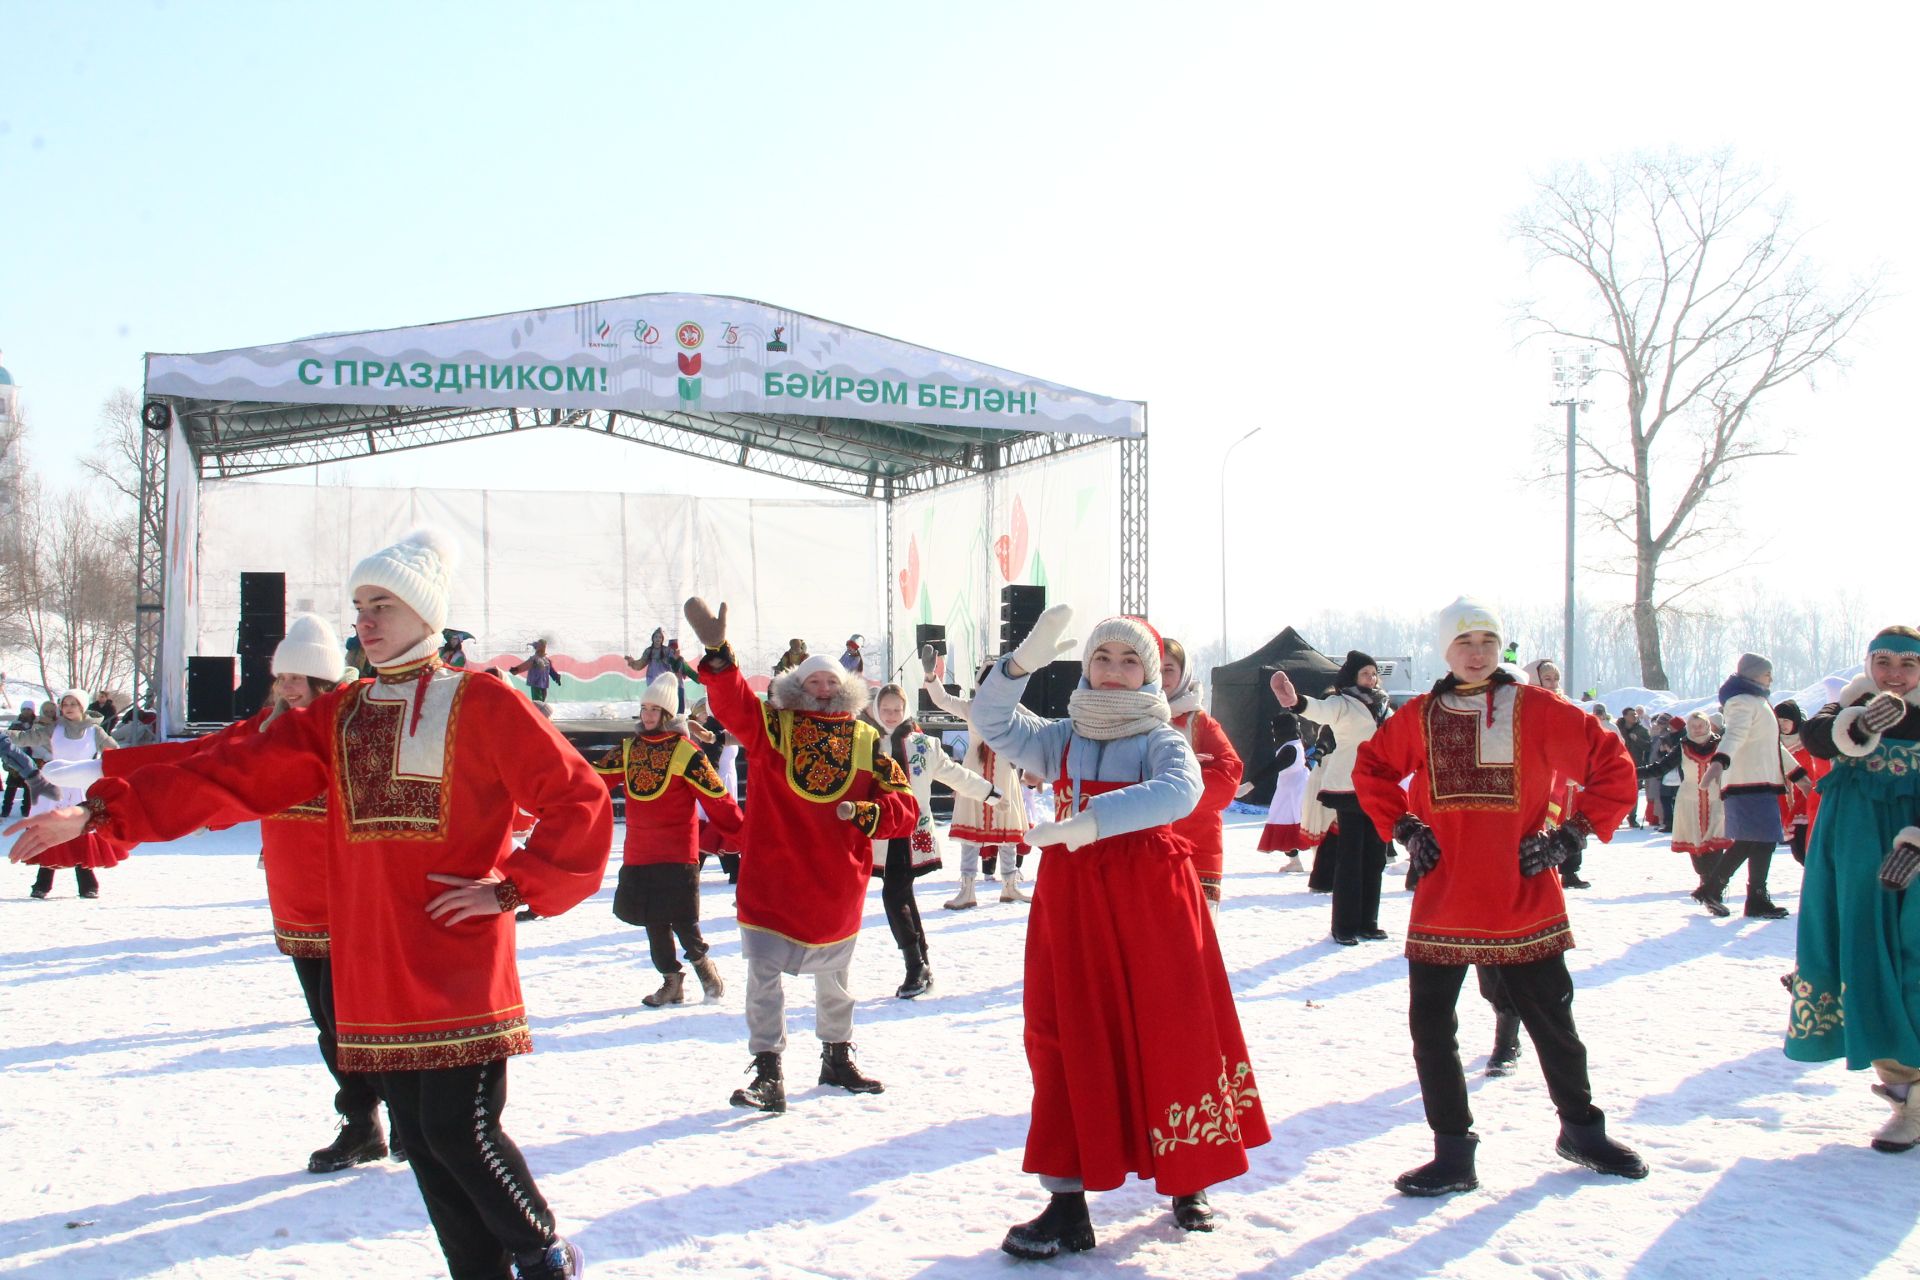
[899,537,921,608]
[994,498,1031,580]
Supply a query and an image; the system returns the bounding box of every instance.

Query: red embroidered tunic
[87,662,613,1070]
[595,731,743,866]
[1170,709,1244,899]
[104,710,335,957]
[698,645,918,949]
[1352,681,1636,966]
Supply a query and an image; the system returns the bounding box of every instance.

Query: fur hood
[767,667,870,716]
[1833,674,1920,710]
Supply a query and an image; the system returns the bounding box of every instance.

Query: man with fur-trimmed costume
[596,672,742,1010]
[9,529,608,1280]
[1351,596,1646,1198]
[683,597,919,1114]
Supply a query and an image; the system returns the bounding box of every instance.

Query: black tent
[1212,628,1343,806]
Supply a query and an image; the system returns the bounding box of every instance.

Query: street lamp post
[1219,425,1264,659]
[1551,348,1596,694]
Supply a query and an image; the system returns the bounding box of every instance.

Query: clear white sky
[3,1,1913,654]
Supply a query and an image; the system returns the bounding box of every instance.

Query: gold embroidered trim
[1150,1058,1260,1156]
[1786,970,1845,1041]
[1426,694,1521,812]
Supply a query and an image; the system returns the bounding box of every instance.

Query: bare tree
[1513,149,1882,688]
[83,387,144,508]
[9,487,137,698]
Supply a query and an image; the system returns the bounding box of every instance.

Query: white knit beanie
[273,613,347,682]
[348,528,457,633]
[1434,595,1504,657]
[59,687,89,708]
[641,672,679,713]
[793,655,842,685]
[1082,616,1163,681]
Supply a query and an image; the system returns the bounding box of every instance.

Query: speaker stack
[1000,585,1079,719]
[235,571,287,717]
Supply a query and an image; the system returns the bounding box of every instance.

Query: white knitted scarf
[1067,687,1171,741]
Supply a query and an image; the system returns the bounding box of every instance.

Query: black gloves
[1394,814,1443,888]
[1881,839,1920,892]
[1520,813,1593,878]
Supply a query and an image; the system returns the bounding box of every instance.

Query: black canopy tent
[1211,627,1342,805]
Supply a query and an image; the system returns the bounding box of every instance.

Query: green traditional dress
[1785,730,1920,1068]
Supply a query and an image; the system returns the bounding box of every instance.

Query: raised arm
[916,733,994,802]
[970,659,1073,779]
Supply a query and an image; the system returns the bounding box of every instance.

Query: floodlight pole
[1550,348,1596,694]
[1219,426,1263,658]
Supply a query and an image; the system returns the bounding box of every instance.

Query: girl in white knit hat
[971,607,1269,1258]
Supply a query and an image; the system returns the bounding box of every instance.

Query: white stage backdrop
[192,481,882,702]
[888,442,1118,689]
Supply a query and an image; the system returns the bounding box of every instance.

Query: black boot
[896,951,933,999]
[730,1051,786,1113]
[1395,1132,1479,1197]
[1487,1013,1523,1077]
[1690,885,1730,918]
[1555,1107,1649,1179]
[1171,1190,1214,1231]
[819,1041,885,1094]
[75,867,99,899]
[513,1237,584,1279]
[307,1112,388,1173]
[1744,896,1789,920]
[1002,1192,1095,1259]
[29,867,53,899]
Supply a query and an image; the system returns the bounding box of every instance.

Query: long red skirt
[1023,820,1269,1195]
[25,829,129,870]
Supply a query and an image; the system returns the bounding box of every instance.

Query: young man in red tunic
[598,672,742,1009]
[1352,596,1648,1197]
[682,598,919,1114]
[9,529,610,1280]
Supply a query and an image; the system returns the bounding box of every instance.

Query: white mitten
[40,758,103,789]
[1023,811,1099,851]
[1008,605,1076,676]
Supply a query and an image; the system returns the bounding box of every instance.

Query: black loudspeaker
[999,584,1045,653]
[239,571,287,623]
[237,654,274,717]
[1020,659,1080,720]
[186,656,236,723]
[913,624,948,715]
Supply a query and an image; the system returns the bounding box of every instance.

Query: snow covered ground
[3,815,1916,1279]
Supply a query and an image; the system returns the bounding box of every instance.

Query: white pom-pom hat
[348,527,458,633]
[273,613,348,682]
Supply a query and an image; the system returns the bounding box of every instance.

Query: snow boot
[1555,1107,1649,1179]
[642,972,686,1008]
[1001,1191,1096,1259]
[819,1041,884,1094]
[1870,1084,1920,1154]
[1171,1190,1214,1231]
[30,867,53,899]
[514,1236,584,1279]
[1744,895,1789,920]
[896,952,933,1000]
[693,955,725,1000]
[730,1051,785,1113]
[76,868,99,899]
[943,876,978,911]
[307,1112,388,1173]
[1278,856,1305,874]
[1486,1013,1523,1077]
[1690,886,1730,918]
[1000,876,1031,904]
[1395,1132,1479,1197]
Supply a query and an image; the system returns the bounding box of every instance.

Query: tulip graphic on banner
[677,351,702,404]
[994,497,1030,581]
[899,536,921,610]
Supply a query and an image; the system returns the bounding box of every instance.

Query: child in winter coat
[598,674,741,1009]
[973,607,1268,1257]
[1353,596,1645,1197]
[922,660,1037,907]
[1161,638,1243,911]
[14,689,122,899]
[1640,712,1736,915]
[866,681,995,998]
[1786,626,1920,1154]
[1240,711,1316,872]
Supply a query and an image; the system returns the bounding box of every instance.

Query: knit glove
[1008,605,1076,677]
[920,644,941,681]
[681,598,728,650]
[1862,691,1907,734]
[1881,830,1920,892]
[40,758,103,789]
[1023,811,1099,851]
[1394,814,1443,888]
[1519,814,1593,878]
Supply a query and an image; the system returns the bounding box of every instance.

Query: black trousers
[1408,954,1596,1136]
[290,953,382,1119]
[1328,808,1386,936]
[1475,964,1518,1017]
[612,862,707,974]
[30,866,97,895]
[1659,785,1679,830]
[1706,839,1775,902]
[382,1060,556,1280]
[881,837,928,958]
[2,771,23,816]
[1789,824,1809,866]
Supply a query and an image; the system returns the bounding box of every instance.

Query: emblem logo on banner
[676,322,704,403]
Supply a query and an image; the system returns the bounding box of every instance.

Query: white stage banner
[157,412,200,735]
[192,481,882,704]
[889,443,1118,689]
[146,293,1144,440]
